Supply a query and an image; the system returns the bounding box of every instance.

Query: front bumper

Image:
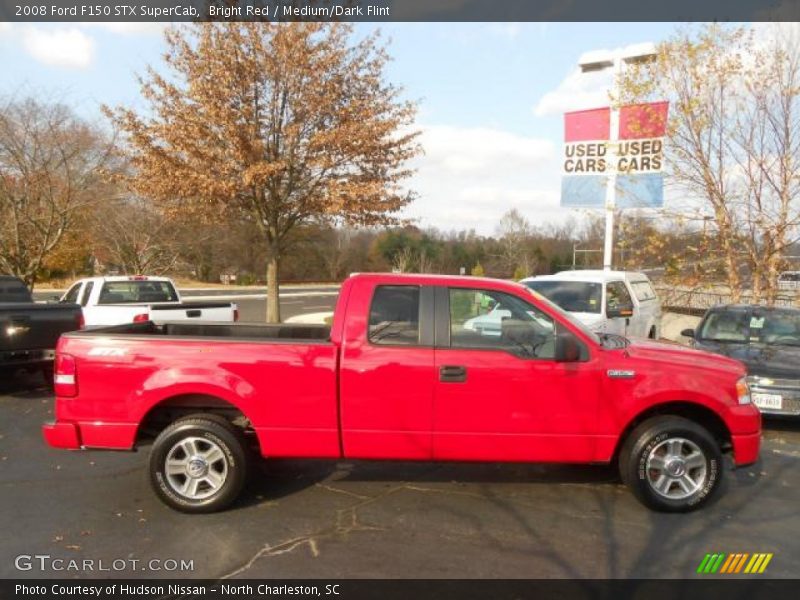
[747,376,800,416]
[42,421,80,449]
[732,432,761,467]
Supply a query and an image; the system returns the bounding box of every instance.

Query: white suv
[520,270,662,339]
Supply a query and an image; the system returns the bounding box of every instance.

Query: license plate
[753,393,783,410]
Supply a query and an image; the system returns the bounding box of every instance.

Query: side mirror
[681,328,695,338]
[607,304,634,319]
[555,331,581,363]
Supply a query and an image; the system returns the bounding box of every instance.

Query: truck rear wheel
[620,416,722,512]
[149,414,248,513]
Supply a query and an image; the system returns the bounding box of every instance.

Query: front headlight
[736,377,751,405]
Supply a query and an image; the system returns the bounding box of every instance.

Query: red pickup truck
[43,273,761,513]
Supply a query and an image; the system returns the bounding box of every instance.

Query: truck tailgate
[1,303,82,354]
[148,302,236,323]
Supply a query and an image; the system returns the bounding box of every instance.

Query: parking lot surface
[3,365,800,580]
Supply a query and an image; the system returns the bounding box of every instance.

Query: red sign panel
[564,107,610,142]
[619,101,669,140]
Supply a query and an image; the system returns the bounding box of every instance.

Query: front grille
[748,376,800,415]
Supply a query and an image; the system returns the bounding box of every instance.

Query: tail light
[77,312,85,330]
[54,353,77,397]
[133,313,149,323]
[233,307,239,322]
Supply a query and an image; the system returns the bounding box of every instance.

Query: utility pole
[578,43,657,271]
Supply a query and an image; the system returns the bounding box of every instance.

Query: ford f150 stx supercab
[43,273,761,513]
[60,276,238,327]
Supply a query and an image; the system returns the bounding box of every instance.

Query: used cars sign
[561,101,669,208]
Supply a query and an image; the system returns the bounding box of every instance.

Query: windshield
[524,287,601,345]
[699,309,800,346]
[98,280,179,304]
[523,280,602,314]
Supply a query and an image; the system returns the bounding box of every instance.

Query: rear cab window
[98,280,179,304]
[0,278,32,303]
[368,285,421,346]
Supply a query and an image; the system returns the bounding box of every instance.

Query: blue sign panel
[561,175,606,208]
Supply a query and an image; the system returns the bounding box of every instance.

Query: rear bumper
[1,348,54,367]
[42,421,80,449]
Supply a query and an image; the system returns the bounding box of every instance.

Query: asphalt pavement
[2,370,800,579]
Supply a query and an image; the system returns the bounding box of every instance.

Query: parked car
[778,271,800,291]
[1,275,83,378]
[682,304,800,417]
[44,273,759,513]
[520,270,662,339]
[60,276,238,327]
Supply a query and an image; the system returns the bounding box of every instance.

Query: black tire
[149,414,248,513]
[619,416,723,512]
[648,327,657,339]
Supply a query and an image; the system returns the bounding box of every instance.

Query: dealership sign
[560,101,669,208]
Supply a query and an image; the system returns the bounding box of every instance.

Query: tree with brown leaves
[0,97,115,289]
[106,23,420,321]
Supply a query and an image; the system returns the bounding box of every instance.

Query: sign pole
[603,56,623,272]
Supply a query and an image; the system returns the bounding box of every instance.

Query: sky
[0,21,681,235]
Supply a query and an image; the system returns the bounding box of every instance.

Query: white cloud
[402,125,563,233]
[0,22,12,35]
[533,66,613,117]
[21,26,94,69]
[419,125,554,176]
[533,42,656,117]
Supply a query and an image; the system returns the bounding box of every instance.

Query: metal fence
[654,286,799,316]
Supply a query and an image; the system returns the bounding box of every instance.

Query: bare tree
[0,97,115,288]
[495,208,535,277]
[91,197,182,275]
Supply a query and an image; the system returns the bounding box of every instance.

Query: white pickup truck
[60,276,238,327]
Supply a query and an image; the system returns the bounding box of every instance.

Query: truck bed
[67,320,331,342]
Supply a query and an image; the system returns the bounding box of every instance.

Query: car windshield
[98,280,179,304]
[524,287,601,345]
[699,309,800,346]
[523,280,602,314]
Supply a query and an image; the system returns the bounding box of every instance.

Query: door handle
[439,365,467,383]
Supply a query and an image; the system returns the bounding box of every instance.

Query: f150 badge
[607,369,636,379]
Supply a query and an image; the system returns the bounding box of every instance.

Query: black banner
[0,0,799,23]
[4,580,800,600]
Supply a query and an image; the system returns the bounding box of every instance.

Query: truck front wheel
[149,414,248,513]
[620,416,723,512]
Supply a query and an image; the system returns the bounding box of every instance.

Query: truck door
[339,283,435,459]
[433,286,601,462]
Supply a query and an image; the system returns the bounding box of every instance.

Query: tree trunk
[266,251,280,323]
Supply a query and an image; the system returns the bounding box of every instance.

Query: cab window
[368,285,421,346]
[63,283,81,304]
[449,288,555,359]
[606,281,633,312]
[80,281,94,307]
